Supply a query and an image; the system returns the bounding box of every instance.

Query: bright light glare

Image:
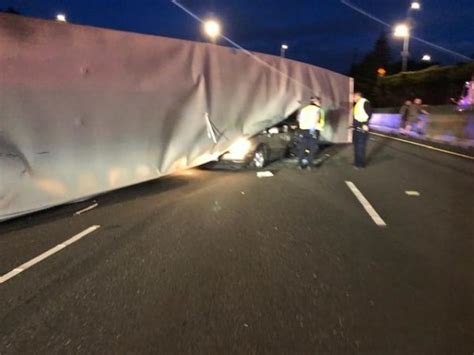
[411,2,421,10]
[422,54,431,61]
[281,44,288,50]
[377,67,387,76]
[56,13,67,22]
[394,24,410,38]
[203,20,221,39]
[227,138,251,159]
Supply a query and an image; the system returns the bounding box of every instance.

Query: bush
[374,62,474,107]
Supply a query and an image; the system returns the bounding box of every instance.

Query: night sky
[5,0,474,74]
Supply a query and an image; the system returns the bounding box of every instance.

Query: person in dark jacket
[405,98,429,134]
[352,92,373,168]
[399,99,412,134]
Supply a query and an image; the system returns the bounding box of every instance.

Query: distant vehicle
[212,121,297,169]
[456,78,474,112]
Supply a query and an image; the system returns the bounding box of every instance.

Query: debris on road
[314,153,331,167]
[405,191,421,197]
[257,171,274,178]
[74,202,98,215]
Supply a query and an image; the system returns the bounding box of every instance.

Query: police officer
[352,92,372,168]
[297,96,325,170]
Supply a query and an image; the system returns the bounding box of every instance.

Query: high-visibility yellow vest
[354,98,369,122]
[299,105,325,130]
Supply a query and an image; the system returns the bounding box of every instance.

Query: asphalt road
[1,135,473,354]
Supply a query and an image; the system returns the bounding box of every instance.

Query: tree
[1,7,22,15]
[349,31,392,104]
[372,31,391,70]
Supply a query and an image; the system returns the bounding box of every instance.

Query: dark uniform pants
[353,128,368,167]
[298,130,319,167]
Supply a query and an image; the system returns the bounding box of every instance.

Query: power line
[171,0,316,94]
[340,0,472,62]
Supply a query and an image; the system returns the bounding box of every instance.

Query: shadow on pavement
[367,138,394,166]
[0,175,190,235]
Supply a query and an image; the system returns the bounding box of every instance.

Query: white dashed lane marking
[0,225,101,284]
[345,181,387,227]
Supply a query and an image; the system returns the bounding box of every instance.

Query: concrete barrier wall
[370,107,474,147]
[0,14,352,221]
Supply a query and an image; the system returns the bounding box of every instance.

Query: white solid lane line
[0,225,101,285]
[370,132,474,161]
[345,181,387,227]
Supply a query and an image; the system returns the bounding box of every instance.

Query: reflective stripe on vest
[354,98,369,123]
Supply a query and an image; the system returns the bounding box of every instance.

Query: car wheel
[251,146,267,169]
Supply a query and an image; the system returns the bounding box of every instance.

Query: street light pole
[281,44,288,58]
[394,23,410,71]
[402,34,410,72]
[403,2,421,71]
[394,2,420,72]
[394,23,410,72]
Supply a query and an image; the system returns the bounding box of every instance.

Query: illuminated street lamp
[281,44,288,58]
[56,13,67,22]
[394,23,410,72]
[422,54,431,62]
[394,1,421,72]
[394,24,409,38]
[203,19,221,42]
[410,1,421,10]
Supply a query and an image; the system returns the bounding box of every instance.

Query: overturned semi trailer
[0,14,353,221]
